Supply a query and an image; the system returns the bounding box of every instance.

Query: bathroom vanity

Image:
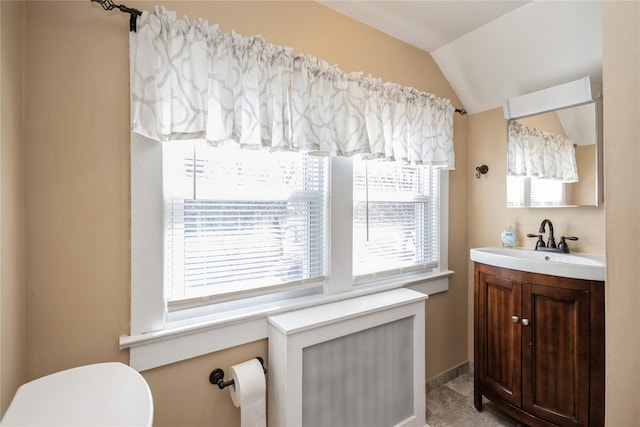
[472,253,605,426]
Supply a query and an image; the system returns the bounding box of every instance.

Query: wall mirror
[505,81,603,208]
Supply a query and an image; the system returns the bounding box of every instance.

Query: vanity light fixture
[503,76,598,120]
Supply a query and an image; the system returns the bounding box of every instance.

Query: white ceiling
[317,1,602,115]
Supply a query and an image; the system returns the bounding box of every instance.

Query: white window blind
[530,177,565,206]
[163,141,328,308]
[353,159,440,278]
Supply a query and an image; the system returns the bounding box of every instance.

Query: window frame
[124,134,452,371]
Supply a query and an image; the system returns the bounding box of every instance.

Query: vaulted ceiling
[317,1,602,115]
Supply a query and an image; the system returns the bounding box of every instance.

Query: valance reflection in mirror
[507,100,602,208]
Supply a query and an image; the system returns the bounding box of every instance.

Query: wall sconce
[476,165,489,179]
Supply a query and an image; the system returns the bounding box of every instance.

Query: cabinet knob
[512,315,520,323]
[521,318,530,326]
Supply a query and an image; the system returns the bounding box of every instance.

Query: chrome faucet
[526,219,579,253]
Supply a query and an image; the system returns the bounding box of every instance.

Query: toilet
[1,362,153,426]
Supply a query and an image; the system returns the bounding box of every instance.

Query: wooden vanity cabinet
[474,263,604,427]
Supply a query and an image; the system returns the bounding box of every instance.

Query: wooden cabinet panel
[476,271,522,407]
[522,284,590,426]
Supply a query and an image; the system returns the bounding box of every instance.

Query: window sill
[120,270,453,371]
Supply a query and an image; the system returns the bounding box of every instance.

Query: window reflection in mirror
[507,100,602,208]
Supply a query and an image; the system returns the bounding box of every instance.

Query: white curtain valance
[129,6,455,168]
[507,121,578,183]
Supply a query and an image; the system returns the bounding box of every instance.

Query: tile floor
[426,371,525,426]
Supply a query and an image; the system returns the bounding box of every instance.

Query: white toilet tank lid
[1,362,153,426]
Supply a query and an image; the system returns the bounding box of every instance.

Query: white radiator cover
[267,288,428,427]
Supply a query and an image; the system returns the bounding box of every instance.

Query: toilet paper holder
[209,357,267,390]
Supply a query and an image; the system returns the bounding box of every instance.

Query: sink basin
[470,247,605,281]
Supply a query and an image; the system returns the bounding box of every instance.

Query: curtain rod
[89,0,468,116]
[90,0,142,32]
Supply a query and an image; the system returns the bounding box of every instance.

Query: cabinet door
[476,271,522,407]
[521,283,590,426]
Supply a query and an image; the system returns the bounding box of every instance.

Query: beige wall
[517,109,567,135]
[24,0,131,379]
[602,1,640,424]
[566,144,596,206]
[18,1,469,425]
[0,0,27,414]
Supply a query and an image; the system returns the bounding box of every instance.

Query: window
[353,159,439,279]
[127,11,455,370]
[530,177,565,206]
[162,147,442,308]
[133,137,448,318]
[128,134,450,369]
[507,176,565,207]
[163,142,328,308]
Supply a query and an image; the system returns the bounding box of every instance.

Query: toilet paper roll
[229,359,266,427]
